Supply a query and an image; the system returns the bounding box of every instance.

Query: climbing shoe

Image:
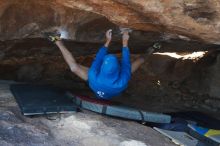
[43,31,61,42]
[145,42,161,56]
[153,42,161,50]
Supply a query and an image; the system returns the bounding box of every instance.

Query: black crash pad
[10,84,77,116]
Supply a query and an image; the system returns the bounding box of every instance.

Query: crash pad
[188,124,220,146]
[169,111,220,129]
[154,127,208,146]
[68,93,171,124]
[10,84,77,115]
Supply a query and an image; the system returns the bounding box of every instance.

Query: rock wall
[1,0,220,44]
[0,0,102,41]
[0,0,220,116]
[0,38,220,117]
[57,0,220,44]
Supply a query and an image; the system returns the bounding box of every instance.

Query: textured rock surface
[1,1,220,145]
[0,0,220,44]
[57,0,220,44]
[0,82,176,146]
[0,40,220,118]
[0,0,220,124]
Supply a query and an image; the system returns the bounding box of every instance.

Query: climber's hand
[104,29,112,47]
[122,31,129,41]
[106,29,112,41]
[122,31,129,47]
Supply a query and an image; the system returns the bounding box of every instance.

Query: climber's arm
[120,31,131,81]
[89,29,112,73]
[121,46,131,81]
[55,40,88,80]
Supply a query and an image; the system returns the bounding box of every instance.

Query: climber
[44,29,157,100]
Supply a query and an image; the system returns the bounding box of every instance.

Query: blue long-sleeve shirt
[88,46,131,99]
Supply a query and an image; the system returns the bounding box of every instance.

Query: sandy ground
[0,81,176,146]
